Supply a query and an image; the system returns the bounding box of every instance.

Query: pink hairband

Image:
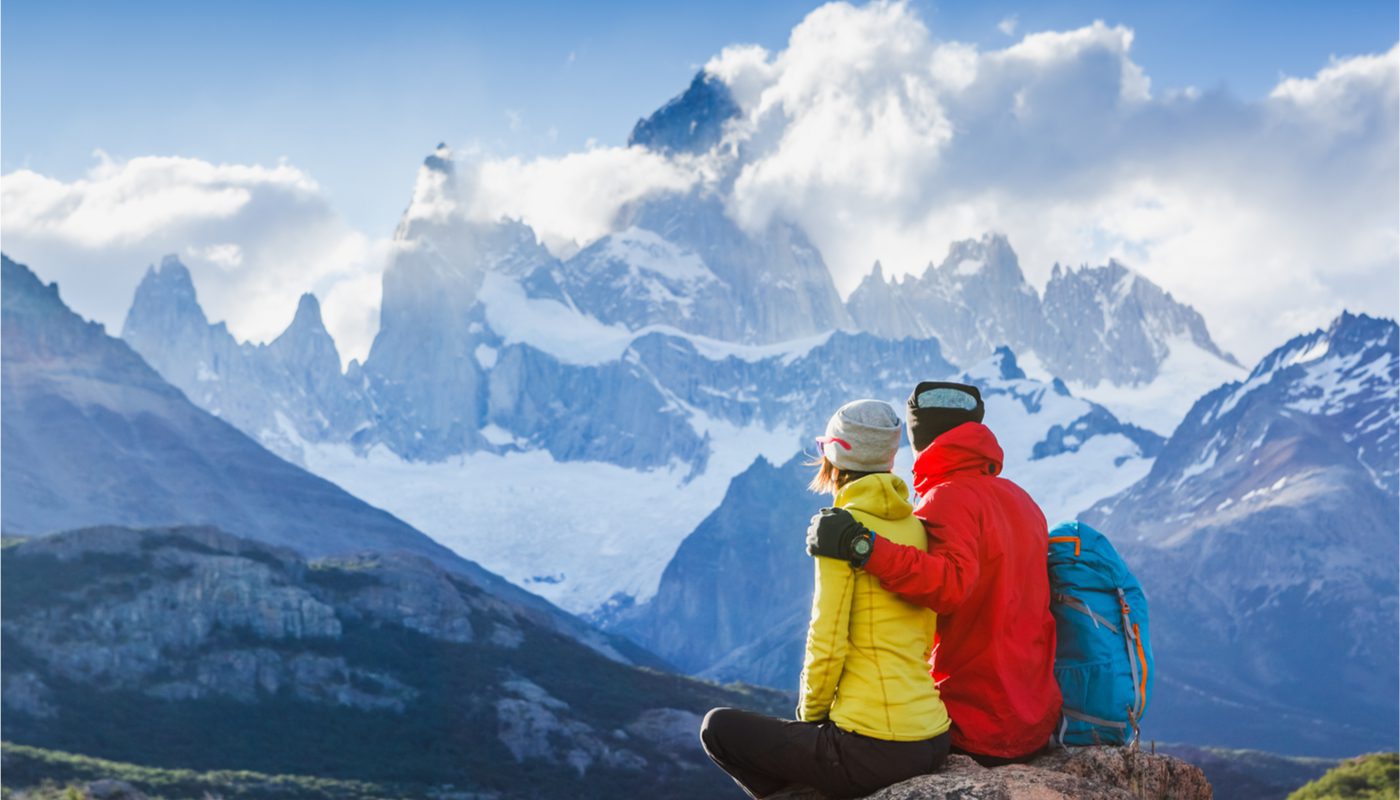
[815,435,852,450]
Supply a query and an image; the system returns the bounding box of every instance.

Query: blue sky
[5,0,1397,236]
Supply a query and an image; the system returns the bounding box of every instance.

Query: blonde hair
[807,453,880,495]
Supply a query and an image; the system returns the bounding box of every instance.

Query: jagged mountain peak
[1251,310,1395,380]
[929,232,1027,285]
[139,254,199,302]
[123,254,208,338]
[628,70,741,155]
[268,292,341,371]
[1047,259,1149,310]
[290,292,323,328]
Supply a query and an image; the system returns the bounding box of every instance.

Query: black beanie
[906,381,985,453]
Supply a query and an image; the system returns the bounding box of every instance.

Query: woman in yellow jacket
[701,399,952,799]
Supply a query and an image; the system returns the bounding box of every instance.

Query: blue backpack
[1047,521,1153,746]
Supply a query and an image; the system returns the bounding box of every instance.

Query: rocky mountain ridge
[1,525,789,798]
[845,232,1239,387]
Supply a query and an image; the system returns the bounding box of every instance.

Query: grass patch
[0,741,414,799]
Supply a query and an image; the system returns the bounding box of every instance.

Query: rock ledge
[780,746,1212,800]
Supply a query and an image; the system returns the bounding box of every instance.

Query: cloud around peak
[691,3,1396,360]
[1,152,386,366]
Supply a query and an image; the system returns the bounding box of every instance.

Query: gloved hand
[805,507,875,567]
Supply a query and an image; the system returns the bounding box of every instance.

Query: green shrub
[1289,752,1399,800]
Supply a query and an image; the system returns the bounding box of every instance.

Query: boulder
[771,747,1212,800]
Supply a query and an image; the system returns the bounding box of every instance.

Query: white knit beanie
[818,399,902,472]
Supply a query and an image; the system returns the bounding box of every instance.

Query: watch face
[853,538,871,556]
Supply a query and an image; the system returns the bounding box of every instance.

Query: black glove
[805,507,875,567]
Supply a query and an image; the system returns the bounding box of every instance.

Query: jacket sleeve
[861,491,980,615]
[797,555,855,722]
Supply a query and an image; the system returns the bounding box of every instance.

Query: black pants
[699,707,950,799]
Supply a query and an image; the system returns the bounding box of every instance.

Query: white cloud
[998,14,1019,37]
[462,144,697,253]
[1,153,385,367]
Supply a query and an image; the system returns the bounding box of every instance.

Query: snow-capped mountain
[118,148,963,614]
[117,139,1194,617]
[845,234,1244,432]
[548,190,852,344]
[611,346,1164,684]
[1083,311,1399,756]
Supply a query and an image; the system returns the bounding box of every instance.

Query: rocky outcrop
[1,524,792,798]
[771,748,1211,800]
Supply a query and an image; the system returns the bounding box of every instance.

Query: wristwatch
[850,532,873,566]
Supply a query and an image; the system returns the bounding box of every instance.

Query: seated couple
[701,382,1063,799]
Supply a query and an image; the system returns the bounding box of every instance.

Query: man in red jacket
[806,381,1061,765]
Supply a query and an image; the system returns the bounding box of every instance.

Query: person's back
[903,422,1060,759]
[701,399,951,799]
[800,472,950,742]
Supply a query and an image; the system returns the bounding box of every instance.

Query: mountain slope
[1,254,645,665]
[1083,312,1400,757]
[1,525,788,798]
[609,455,819,686]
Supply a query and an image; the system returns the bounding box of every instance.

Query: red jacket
[862,422,1061,758]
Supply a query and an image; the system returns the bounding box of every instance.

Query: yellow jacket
[798,473,951,742]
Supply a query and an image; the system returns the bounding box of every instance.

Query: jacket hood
[835,472,914,521]
[912,422,1004,496]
